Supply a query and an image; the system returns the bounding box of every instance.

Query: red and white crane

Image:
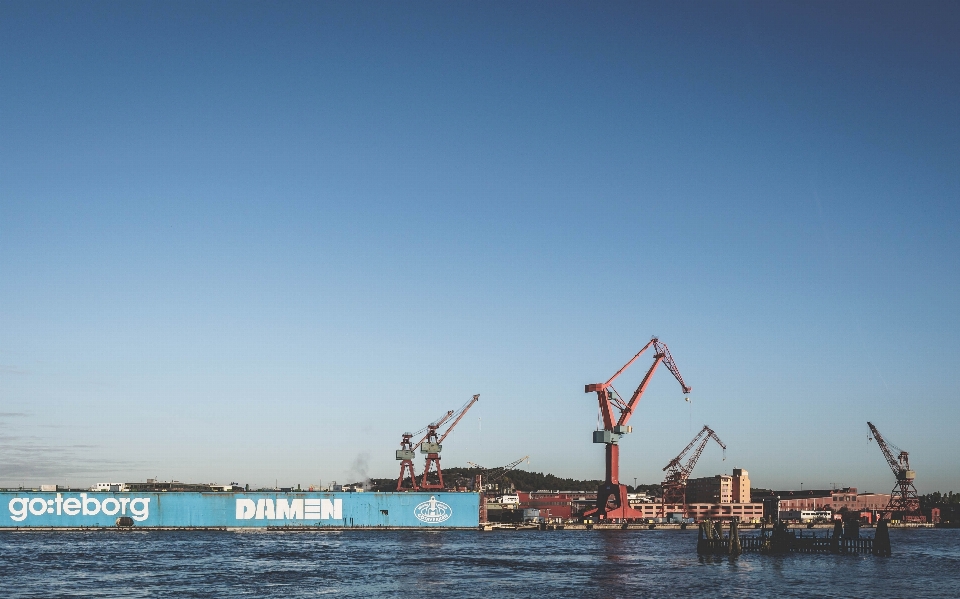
[660,425,725,516]
[867,421,923,521]
[584,337,691,521]
[420,394,480,490]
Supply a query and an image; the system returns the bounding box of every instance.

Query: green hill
[369,467,662,495]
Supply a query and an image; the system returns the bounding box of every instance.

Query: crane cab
[593,430,620,444]
[421,442,442,453]
[396,449,416,460]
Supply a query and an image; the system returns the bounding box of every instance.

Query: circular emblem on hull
[414,496,453,523]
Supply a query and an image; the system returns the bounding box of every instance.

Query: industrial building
[666,469,763,522]
[492,468,766,524]
[753,487,893,521]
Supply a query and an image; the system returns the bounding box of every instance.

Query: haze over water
[3,529,959,598]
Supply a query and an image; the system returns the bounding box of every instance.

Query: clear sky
[1,1,958,493]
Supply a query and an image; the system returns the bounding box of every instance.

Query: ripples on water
[2,529,958,598]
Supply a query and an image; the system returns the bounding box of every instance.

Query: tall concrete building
[732,469,750,503]
[687,475,732,504]
[687,468,750,504]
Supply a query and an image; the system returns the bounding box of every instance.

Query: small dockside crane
[585,337,691,521]
[421,394,480,490]
[660,425,725,517]
[867,421,923,522]
[468,455,530,491]
[395,410,454,491]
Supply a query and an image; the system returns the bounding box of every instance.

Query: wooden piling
[729,520,741,556]
[872,518,891,557]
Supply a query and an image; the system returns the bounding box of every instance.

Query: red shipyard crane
[660,425,725,517]
[420,394,480,490]
[396,410,455,491]
[585,337,691,521]
[867,422,924,522]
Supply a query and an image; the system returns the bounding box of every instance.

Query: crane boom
[653,338,692,395]
[663,425,726,477]
[680,431,726,478]
[469,455,529,482]
[438,395,480,443]
[663,425,711,473]
[867,422,902,476]
[410,410,454,451]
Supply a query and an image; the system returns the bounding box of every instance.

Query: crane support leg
[606,443,619,483]
[397,459,419,491]
[584,482,645,521]
[421,453,444,490]
[583,444,646,521]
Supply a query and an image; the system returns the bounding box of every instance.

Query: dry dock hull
[1,491,480,529]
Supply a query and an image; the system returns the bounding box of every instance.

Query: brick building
[753,488,892,520]
[755,488,891,511]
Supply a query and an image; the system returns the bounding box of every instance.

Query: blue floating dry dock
[1,491,480,529]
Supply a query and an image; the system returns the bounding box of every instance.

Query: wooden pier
[699,535,875,554]
[696,518,892,556]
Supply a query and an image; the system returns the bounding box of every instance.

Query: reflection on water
[1,529,958,598]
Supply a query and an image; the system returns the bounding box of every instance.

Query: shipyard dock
[1,491,480,529]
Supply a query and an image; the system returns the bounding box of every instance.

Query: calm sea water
[2,528,958,598]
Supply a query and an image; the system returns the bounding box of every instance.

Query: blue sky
[1,1,958,493]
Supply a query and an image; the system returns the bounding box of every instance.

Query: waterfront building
[754,488,891,513]
[686,469,751,504]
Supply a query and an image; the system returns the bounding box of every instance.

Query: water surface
[2,528,957,598]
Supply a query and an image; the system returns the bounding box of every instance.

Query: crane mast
[584,337,691,521]
[867,421,922,521]
[660,425,725,517]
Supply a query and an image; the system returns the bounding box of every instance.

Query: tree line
[368,467,662,495]
[921,492,960,524]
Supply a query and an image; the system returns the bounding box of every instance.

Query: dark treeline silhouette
[369,468,662,495]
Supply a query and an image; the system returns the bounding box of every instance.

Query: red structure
[421,394,480,490]
[516,491,591,521]
[660,425,725,517]
[395,410,454,491]
[867,421,924,522]
[584,338,691,521]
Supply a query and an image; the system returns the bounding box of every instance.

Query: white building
[92,482,128,492]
